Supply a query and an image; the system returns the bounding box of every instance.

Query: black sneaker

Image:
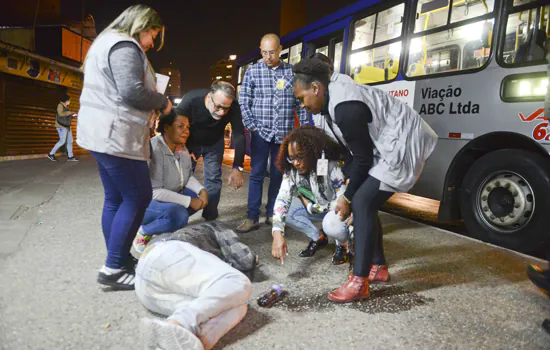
[68,157,79,162]
[47,154,57,162]
[97,269,136,290]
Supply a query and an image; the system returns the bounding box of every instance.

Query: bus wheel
[460,149,550,253]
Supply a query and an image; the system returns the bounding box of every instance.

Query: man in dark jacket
[175,81,246,221]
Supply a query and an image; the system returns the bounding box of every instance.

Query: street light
[229,55,237,60]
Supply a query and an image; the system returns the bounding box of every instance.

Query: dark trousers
[188,137,225,221]
[91,151,152,269]
[352,176,393,277]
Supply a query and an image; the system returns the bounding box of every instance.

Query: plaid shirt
[239,61,308,143]
[146,221,257,273]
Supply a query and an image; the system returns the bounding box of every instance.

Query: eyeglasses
[210,94,231,112]
[287,155,305,164]
[261,50,277,57]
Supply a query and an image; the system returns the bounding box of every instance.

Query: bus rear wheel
[460,149,550,253]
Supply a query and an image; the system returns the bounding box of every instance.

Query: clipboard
[155,73,170,94]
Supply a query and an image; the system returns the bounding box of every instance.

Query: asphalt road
[0,155,549,349]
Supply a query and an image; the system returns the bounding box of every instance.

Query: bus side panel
[408,138,468,201]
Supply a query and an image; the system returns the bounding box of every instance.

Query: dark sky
[85,0,357,94]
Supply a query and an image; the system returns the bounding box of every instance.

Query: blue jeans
[188,137,224,221]
[50,127,74,157]
[286,198,348,245]
[141,189,198,235]
[91,151,152,269]
[247,130,283,221]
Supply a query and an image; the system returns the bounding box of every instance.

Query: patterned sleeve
[306,163,347,214]
[331,162,347,202]
[272,172,297,235]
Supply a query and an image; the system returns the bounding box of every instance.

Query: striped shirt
[239,61,308,143]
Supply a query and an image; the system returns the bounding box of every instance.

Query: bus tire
[460,149,550,253]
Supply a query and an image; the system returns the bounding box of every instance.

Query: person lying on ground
[136,221,258,350]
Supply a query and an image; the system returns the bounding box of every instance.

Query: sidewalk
[0,156,549,349]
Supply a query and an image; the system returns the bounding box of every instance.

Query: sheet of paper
[155,73,170,94]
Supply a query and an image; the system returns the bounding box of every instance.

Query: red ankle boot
[369,265,390,283]
[328,275,369,303]
[346,265,390,283]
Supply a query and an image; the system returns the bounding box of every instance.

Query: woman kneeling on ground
[271,125,351,265]
[133,110,209,254]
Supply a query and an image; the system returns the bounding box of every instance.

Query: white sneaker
[141,318,203,350]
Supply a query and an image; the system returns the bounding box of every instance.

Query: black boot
[332,245,350,265]
[299,234,328,257]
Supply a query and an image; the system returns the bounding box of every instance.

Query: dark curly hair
[276,125,343,175]
[292,57,331,89]
[157,108,192,135]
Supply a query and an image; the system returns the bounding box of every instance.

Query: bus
[235,0,549,253]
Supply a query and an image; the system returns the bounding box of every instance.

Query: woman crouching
[271,125,350,265]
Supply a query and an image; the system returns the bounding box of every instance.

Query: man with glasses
[175,80,245,221]
[237,33,308,233]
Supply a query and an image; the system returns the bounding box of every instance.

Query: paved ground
[0,155,549,350]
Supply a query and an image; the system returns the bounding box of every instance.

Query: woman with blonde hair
[77,4,172,290]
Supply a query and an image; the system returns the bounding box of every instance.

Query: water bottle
[257,284,285,308]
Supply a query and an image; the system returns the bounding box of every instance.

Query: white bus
[235,0,549,253]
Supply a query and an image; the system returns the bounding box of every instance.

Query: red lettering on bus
[519,108,546,122]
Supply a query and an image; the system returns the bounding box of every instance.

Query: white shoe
[141,318,203,350]
[133,229,151,255]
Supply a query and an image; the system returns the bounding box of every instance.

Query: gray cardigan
[149,135,204,208]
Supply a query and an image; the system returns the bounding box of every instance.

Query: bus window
[350,2,405,84]
[375,3,405,43]
[334,41,343,72]
[351,42,401,84]
[451,0,495,24]
[406,19,494,77]
[414,0,449,33]
[513,0,539,6]
[289,42,303,65]
[352,14,376,50]
[316,45,329,56]
[414,0,494,33]
[500,5,549,65]
[280,48,290,63]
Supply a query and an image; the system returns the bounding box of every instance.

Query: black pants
[352,176,393,277]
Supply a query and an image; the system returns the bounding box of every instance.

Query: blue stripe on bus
[237,0,405,65]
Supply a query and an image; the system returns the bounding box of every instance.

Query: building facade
[210,58,237,84]
[158,66,182,99]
